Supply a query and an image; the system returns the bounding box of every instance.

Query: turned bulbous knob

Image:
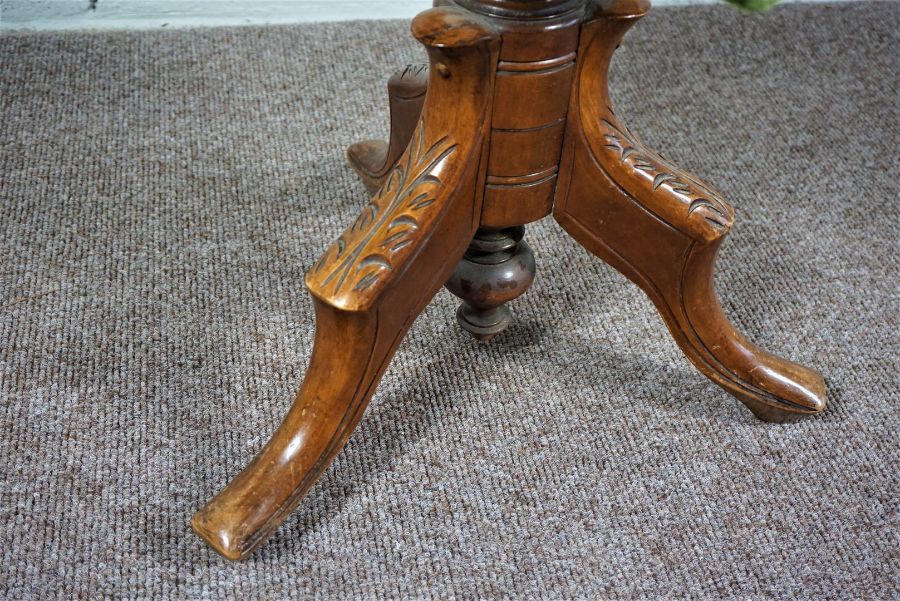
[445,226,536,341]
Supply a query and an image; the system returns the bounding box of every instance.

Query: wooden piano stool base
[192,0,827,560]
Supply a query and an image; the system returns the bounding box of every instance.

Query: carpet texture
[1,2,898,598]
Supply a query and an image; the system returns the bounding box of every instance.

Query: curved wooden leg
[192,7,499,560]
[554,0,826,422]
[347,64,428,194]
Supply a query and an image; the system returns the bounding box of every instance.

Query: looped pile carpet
[1,2,897,598]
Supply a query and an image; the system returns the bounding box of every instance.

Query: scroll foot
[554,0,825,422]
[192,7,499,559]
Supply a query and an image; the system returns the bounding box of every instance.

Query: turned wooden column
[445,226,535,340]
[444,0,581,338]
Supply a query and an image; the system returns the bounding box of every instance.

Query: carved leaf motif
[399,63,428,80]
[601,118,732,229]
[311,125,458,297]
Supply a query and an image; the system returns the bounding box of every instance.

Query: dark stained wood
[445,226,536,340]
[193,0,827,560]
[454,0,583,19]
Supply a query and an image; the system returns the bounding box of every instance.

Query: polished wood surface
[347,64,428,195]
[194,0,827,559]
[554,0,826,421]
[445,226,536,340]
[192,5,500,559]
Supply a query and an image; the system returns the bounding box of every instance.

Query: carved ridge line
[561,207,809,415]
[399,63,428,79]
[497,52,577,73]
[677,240,817,412]
[312,125,458,296]
[485,172,557,190]
[486,165,558,186]
[497,61,574,78]
[599,117,732,228]
[493,116,566,134]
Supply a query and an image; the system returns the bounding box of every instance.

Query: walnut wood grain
[487,120,566,177]
[191,5,500,560]
[477,4,580,230]
[554,0,826,421]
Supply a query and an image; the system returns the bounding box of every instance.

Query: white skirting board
[0,0,860,31]
[1,1,432,30]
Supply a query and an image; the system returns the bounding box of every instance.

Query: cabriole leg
[554,0,826,422]
[347,64,428,194]
[192,7,500,559]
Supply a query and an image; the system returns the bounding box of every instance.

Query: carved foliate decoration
[598,116,735,237]
[307,125,458,309]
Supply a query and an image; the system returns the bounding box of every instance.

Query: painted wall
[0,0,857,30]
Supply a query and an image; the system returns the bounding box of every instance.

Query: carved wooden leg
[191,7,499,560]
[347,64,428,194]
[554,0,826,422]
[445,225,536,341]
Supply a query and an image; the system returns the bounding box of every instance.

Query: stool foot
[347,64,427,194]
[554,3,825,422]
[193,7,500,559]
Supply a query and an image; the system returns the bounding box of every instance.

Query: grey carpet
[1,2,898,599]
